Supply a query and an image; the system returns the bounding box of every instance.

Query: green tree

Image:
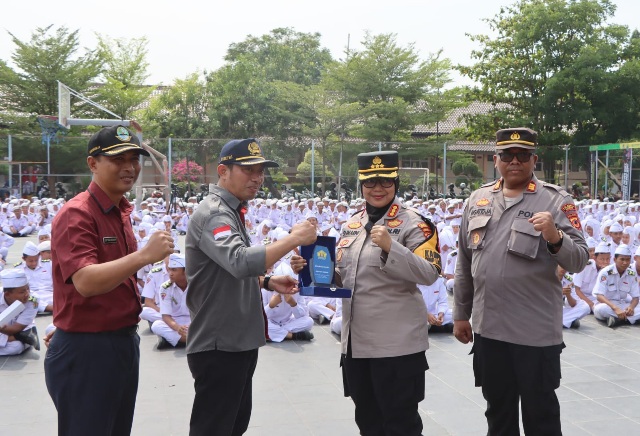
[326,32,455,142]
[94,35,155,120]
[296,149,334,182]
[206,28,334,139]
[458,0,640,181]
[0,25,102,132]
[141,73,211,138]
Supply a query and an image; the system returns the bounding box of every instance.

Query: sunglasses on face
[362,178,395,188]
[497,151,534,163]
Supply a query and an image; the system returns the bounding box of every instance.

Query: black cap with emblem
[357,151,399,180]
[495,127,537,151]
[219,138,278,167]
[87,125,150,157]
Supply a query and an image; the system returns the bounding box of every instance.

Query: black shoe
[570,319,581,329]
[317,315,326,325]
[15,326,40,351]
[156,337,172,350]
[607,316,621,328]
[291,330,314,341]
[148,321,153,331]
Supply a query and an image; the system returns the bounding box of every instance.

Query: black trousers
[44,328,140,436]
[472,334,564,436]
[188,348,258,436]
[342,346,428,436]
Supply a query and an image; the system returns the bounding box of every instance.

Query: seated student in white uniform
[557,266,590,328]
[330,298,343,336]
[151,253,190,349]
[418,277,453,333]
[573,238,605,313]
[308,295,337,325]
[593,244,640,327]
[262,262,314,342]
[0,231,14,264]
[141,255,171,328]
[0,269,40,355]
[15,241,53,314]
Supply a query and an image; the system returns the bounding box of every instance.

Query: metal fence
[0,134,629,201]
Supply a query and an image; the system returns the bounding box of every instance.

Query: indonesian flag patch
[213,225,232,240]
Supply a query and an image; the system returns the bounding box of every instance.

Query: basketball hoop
[37,115,67,145]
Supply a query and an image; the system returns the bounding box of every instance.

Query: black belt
[58,325,139,336]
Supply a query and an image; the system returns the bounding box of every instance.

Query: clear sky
[2,0,639,87]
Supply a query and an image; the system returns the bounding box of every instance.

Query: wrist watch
[547,229,564,249]
[263,275,272,291]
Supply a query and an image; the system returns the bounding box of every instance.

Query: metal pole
[378,141,382,152]
[564,145,569,190]
[47,137,51,178]
[443,142,447,195]
[311,140,315,195]
[594,150,598,199]
[18,163,22,198]
[337,143,343,200]
[168,137,172,191]
[7,135,12,193]
[605,150,609,197]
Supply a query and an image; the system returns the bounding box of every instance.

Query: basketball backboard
[58,81,71,129]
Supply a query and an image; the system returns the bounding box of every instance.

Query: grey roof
[413,102,512,135]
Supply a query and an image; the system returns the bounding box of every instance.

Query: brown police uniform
[454,127,589,435]
[339,150,441,436]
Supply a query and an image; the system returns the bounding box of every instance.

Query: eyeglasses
[362,178,395,189]
[498,151,534,163]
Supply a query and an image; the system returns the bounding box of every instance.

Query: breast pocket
[467,216,491,250]
[507,219,541,260]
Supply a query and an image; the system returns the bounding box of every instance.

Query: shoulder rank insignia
[40,259,51,263]
[387,204,400,218]
[628,269,636,276]
[13,261,22,267]
[564,273,573,282]
[161,280,173,289]
[151,267,163,273]
[450,251,458,257]
[28,295,39,305]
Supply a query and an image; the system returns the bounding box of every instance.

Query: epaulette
[480,179,499,188]
[28,295,38,305]
[607,267,616,275]
[40,259,51,263]
[541,181,570,197]
[151,267,163,273]
[153,260,163,265]
[13,261,22,267]
[564,273,574,282]
[450,250,458,257]
[161,280,173,289]
[350,210,362,217]
[628,269,636,277]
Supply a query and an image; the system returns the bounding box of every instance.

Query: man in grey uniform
[454,128,589,435]
[185,138,317,436]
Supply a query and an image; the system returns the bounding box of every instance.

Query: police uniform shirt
[185,185,268,354]
[454,176,589,347]
[593,264,640,303]
[0,293,37,348]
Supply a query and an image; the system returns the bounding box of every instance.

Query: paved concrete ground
[3,235,640,435]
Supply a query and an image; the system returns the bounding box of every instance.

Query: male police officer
[186,138,317,436]
[454,127,589,435]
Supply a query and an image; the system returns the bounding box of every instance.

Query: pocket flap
[468,216,491,232]
[510,218,541,237]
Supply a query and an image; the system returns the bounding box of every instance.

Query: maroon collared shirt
[51,181,141,332]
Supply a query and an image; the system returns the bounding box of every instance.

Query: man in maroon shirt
[44,125,174,436]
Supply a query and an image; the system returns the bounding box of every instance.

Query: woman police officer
[293,151,441,435]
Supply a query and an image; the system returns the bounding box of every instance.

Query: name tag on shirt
[103,236,118,244]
